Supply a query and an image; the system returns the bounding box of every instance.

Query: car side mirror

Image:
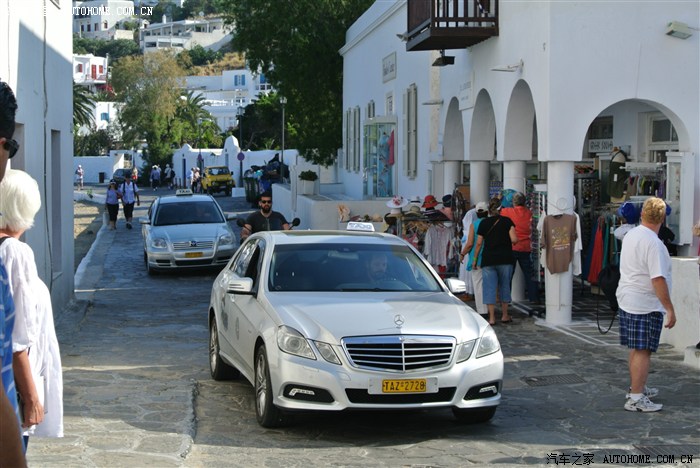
[291,218,301,227]
[139,217,150,225]
[227,277,254,294]
[444,278,466,295]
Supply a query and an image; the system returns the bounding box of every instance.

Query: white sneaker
[624,395,663,412]
[626,386,659,399]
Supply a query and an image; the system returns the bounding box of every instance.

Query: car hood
[150,223,231,240]
[264,292,486,343]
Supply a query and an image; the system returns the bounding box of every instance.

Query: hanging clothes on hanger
[541,213,577,274]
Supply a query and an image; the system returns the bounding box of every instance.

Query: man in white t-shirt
[616,197,676,412]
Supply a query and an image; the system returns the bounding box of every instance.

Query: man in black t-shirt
[241,191,290,241]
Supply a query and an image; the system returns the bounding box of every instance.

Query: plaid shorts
[618,309,664,352]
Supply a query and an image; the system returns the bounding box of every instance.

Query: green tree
[217,0,373,165]
[74,128,115,156]
[147,0,185,23]
[182,0,220,18]
[110,51,186,168]
[175,90,220,147]
[73,83,96,128]
[73,36,140,61]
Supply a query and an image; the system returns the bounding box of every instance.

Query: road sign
[237,152,245,161]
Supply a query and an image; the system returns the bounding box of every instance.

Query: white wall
[171,138,299,187]
[2,1,74,311]
[73,151,144,184]
[341,1,433,201]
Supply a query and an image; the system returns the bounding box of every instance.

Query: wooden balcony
[405,0,499,52]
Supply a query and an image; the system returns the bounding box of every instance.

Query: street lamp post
[279,96,287,181]
[237,106,244,186]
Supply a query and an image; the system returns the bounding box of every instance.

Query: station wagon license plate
[368,378,438,394]
[185,252,203,258]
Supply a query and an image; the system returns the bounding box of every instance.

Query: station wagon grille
[173,240,214,250]
[342,335,455,372]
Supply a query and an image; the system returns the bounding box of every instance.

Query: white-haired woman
[0,169,63,448]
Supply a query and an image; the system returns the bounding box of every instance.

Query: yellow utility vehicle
[201,166,234,196]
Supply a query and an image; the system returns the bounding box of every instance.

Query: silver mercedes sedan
[207,228,503,427]
[140,189,237,274]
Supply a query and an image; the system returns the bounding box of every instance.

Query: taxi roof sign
[346,221,375,232]
[175,188,193,196]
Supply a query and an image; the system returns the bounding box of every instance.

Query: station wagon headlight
[314,341,341,365]
[476,327,501,358]
[150,237,167,249]
[277,326,316,360]
[455,339,476,363]
[218,233,234,245]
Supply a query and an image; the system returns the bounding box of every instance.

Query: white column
[443,161,461,197]
[469,161,489,206]
[503,161,527,301]
[503,160,526,193]
[544,161,574,325]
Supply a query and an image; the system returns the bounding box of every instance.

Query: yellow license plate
[382,379,427,393]
[185,252,203,258]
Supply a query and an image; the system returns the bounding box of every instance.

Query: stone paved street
[25,189,700,467]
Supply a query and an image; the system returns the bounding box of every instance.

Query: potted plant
[298,170,318,195]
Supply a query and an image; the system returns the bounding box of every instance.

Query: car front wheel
[452,406,497,424]
[209,318,239,380]
[254,345,287,427]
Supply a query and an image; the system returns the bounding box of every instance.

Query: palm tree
[73,83,96,128]
[176,90,214,145]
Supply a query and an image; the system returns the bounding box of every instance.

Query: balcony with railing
[405,0,498,51]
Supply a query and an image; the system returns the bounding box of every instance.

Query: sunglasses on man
[2,138,19,159]
[260,200,272,205]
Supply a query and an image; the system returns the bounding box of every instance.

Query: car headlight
[277,326,316,360]
[218,233,234,245]
[314,341,341,365]
[150,237,168,249]
[476,326,501,358]
[455,339,476,363]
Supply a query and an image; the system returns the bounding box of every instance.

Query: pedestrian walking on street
[119,178,140,229]
[472,197,518,326]
[105,181,120,230]
[616,196,676,412]
[150,165,161,191]
[0,79,27,467]
[74,165,84,191]
[0,169,64,448]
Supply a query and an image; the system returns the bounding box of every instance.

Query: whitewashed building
[73,0,137,40]
[340,1,699,327]
[139,17,231,54]
[186,69,275,132]
[73,54,109,91]
[2,2,75,311]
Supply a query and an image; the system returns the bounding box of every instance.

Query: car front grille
[173,240,214,250]
[342,335,455,372]
[346,387,456,404]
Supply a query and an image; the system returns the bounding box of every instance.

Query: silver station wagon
[207,228,503,427]
[140,189,237,274]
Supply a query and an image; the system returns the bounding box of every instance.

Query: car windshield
[154,201,225,226]
[268,243,442,292]
[209,168,229,176]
